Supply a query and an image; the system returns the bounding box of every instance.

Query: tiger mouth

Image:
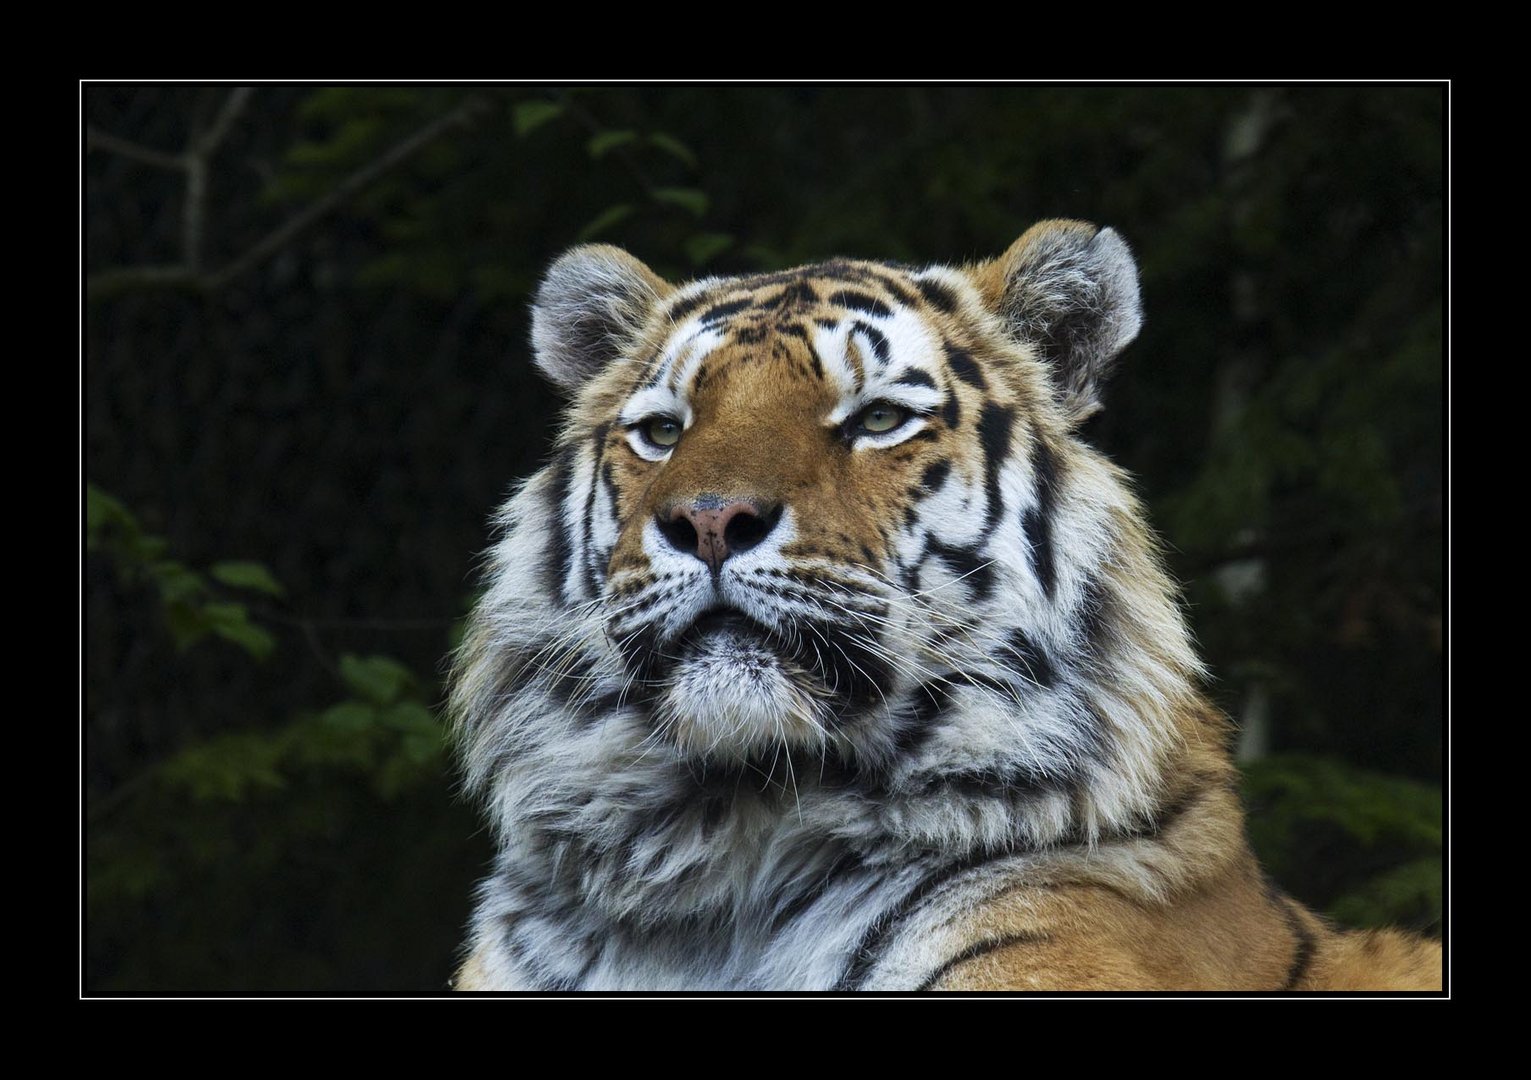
[679,608,778,653]
[642,602,890,716]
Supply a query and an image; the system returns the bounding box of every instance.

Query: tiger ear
[530,244,673,392]
[968,220,1143,423]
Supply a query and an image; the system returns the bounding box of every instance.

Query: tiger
[449,220,1443,992]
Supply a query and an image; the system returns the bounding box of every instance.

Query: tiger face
[515,220,1163,785]
[596,269,991,763]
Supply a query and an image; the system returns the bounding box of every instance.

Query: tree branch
[555,92,658,196]
[87,94,489,297]
[85,264,200,298]
[194,87,253,156]
[205,95,487,291]
[185,88,255,274]
[86,128,185,171]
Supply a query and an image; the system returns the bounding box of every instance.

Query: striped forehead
[623,265,951,419]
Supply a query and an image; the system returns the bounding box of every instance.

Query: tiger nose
[655,498,781,572]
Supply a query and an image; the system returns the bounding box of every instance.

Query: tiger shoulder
[449,219,1443,993]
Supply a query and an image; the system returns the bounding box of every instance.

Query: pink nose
[656,498,779,572]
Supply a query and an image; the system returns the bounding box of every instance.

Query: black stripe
[927,538,994,601]
[833,850,1012,991]
[600,461,621,525]
[1021,435,1061,599]
[1079,575,1112,655]
[853,321,891,365]
[1004,628,1056,690]
[805,342,825,380]
[580,425,609,597]
[944,342,986,390]
[834,780,1223,991]
[1090,775,1223,853]
[638,351,666,389]
[829,289,893,318]
[1278,896,1318,990]
[976,402,1015,538]
[865,271,922,309]
[838,778,1218,992]
[913,761,1069,799]
[915,277,960,315]
[919,460,951,494]
[896,368,936,389]
[575,688,626,721]
[769,849,866,932]
[941,389,961,429]
[542,447,576,602]
[699,297,752,324]
[915,931,1049,991]
[812,260,873,282]
[891,679,953,756]
[775,280,819,309]
[666,291,712,321]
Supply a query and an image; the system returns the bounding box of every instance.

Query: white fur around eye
[625,424,679,462]
[847,413,929,450]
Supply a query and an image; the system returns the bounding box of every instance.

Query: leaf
[587,130,639,159]
[158,733,287,802]
[201,601,249,625]
[401,733,440,766]
[127,534,169,562]
[647,132,698,169]
[684,233,733,266]
[86,484,136,541]
[319,701,377,732]
[338,654,416,706]
[651,187,708,218]
[201,602,276,660]
[576,204,635,242]
[210,619,277,661]
[513,100,565,138]
[151,560,207,605]
[1330,857,1442,931]
[379,701,439,737]
[211,561,287,598]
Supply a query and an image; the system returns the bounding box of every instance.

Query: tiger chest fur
[450,221,1441,992]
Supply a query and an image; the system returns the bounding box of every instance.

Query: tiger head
[456,220,1203,854]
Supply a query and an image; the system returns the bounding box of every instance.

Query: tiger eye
[645,417,682,448]
[858,404,906,434]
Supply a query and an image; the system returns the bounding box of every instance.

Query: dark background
[83,85,1445,992]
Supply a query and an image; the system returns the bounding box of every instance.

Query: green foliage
[210,561,286,597]
[1329,859,1442,932]
[577,203,636,242]
[650,187,708,218]
[587,129,639,159]
[88,484,277,660]
[339,653,417,706]
[1242,755,1442,933]
[512,100,564,138]
[684,232,734,267]
[200,601,276,660]
[86,485,461,987]
[646,132,698,169]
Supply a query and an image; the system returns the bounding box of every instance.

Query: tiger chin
[449,220,1442,992]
